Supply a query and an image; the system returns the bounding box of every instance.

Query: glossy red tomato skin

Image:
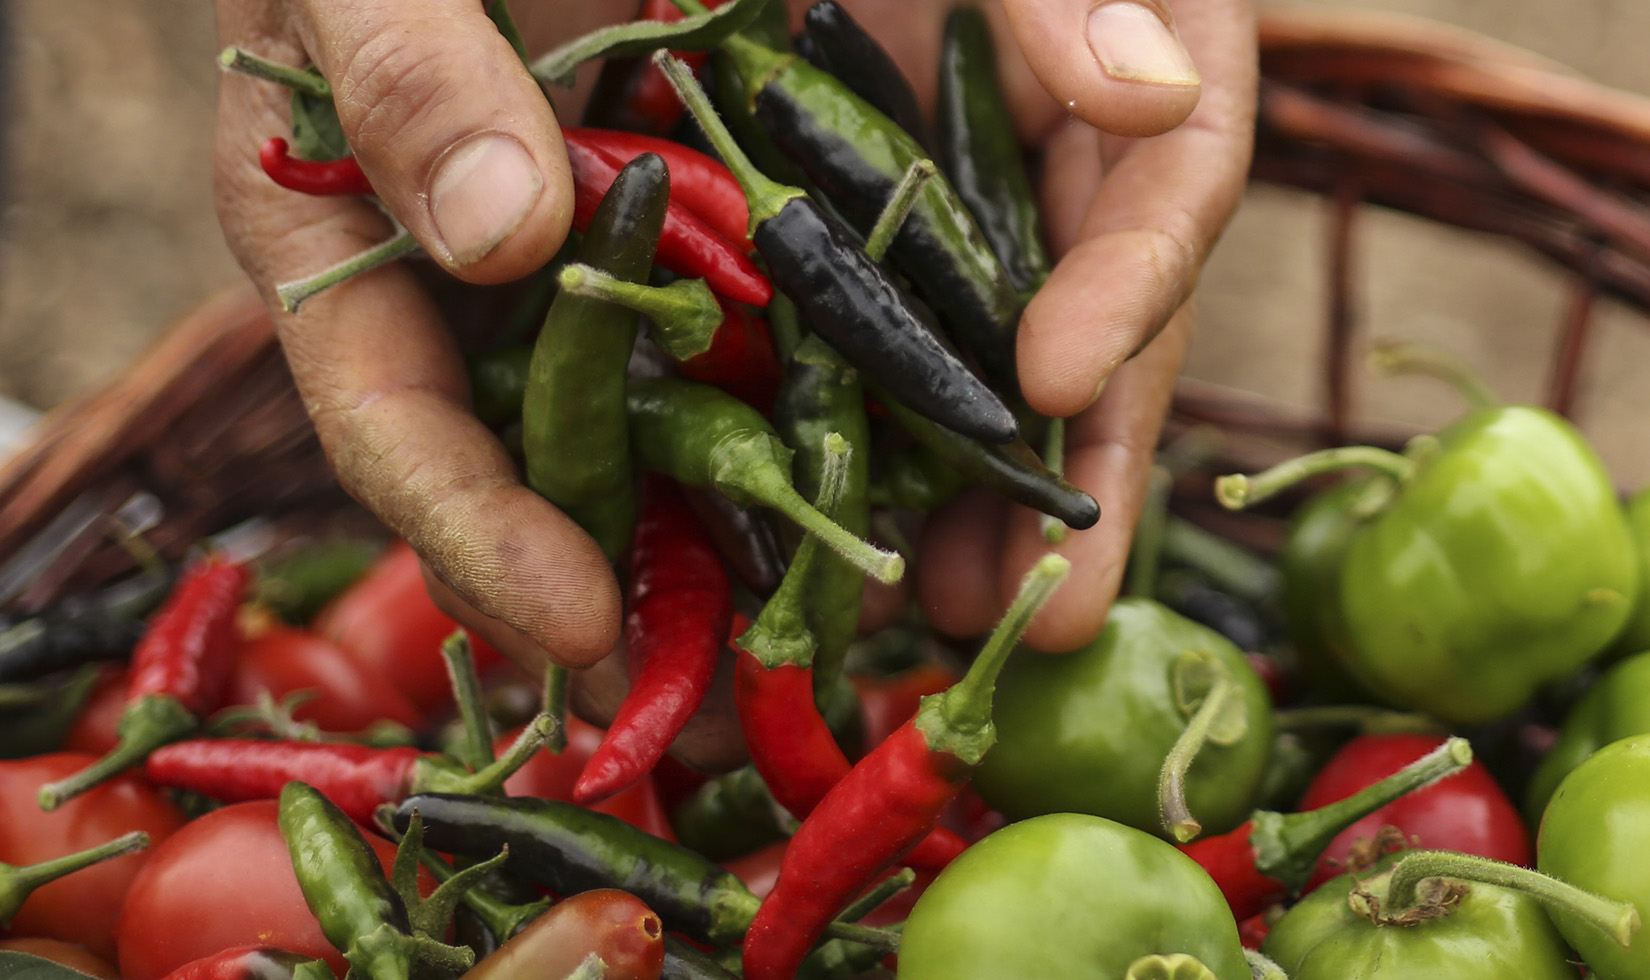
[465,889,664,980]
[1296,733,1532,891]
[312,541,501,715]
[224,623,423,733]
[0,936,123,978]
[498,717,677,841]
[113,800,430,980]
[62,667,127,755]
[0,754,186,960]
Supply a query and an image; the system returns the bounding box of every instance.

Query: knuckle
[330,23,463,155]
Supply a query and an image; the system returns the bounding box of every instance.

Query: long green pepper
[522,153,670,561]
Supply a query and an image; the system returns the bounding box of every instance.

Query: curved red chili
[155,945,322,980]
[574,475,733,805]
[258,138,375,197]
[564,127,752,248]
[677,299,782,415]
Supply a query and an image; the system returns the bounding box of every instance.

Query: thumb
[295,0,574,283]
[1001,0,1202,137]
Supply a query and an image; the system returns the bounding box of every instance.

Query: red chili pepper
[258,138,375,197]
[741,555,1069,980]
[677,299,782,415]
[1177,736,1473,922]
[156,945,320,980]
[564,127,752,249]
[1294,732,1532,891]
[38,556,250,811]
[564,138,772,307]
[573,475,733,805]
[143,718,552,827]
[611,0,721,136]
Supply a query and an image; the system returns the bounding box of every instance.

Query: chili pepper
[868,439,968,512]
[0,562,173,685]
[1217,406,1638,724]
[581,0,720,135]
[1536,733,1650,980]
[0,830,149,928]
[143,715,555,826]
[901,813,1250,980]
[564,126,751,248]
[670,765,790,862]
[799,2,933,153]
[461,889,665,980]
[1525,649,1650,825]
[563,136,771,307]
[254,539,382,628]
[652,50,1019,446]
[1263,849,1637,980]
[557,264,724,362]
[935,6,1051,296]
[524,153,669,562]
[1181,736,1472,922]
[693,28,1023,394]
[625,376,902,584]
[678,299,783,417]
[662,936,741,980]
[1,666,104,760]
[972,597,1273,838]
[37,555,249,810]
[156,946,332,980]
[741,555,1068,980]
[277,783,474,980]
[574,476,733,805]
[681,485,785,596]
[466,346,532,429]
[258,138,375,196]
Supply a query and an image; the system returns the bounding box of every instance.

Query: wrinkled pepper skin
[1334,406,1636,723]
[973,598,1273,838]
[1537,734,1650,980]
[899,813,1250,980]
[1525,651,1650,825]
[1262,852,1579,980]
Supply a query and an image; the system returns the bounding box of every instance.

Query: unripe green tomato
[1611,487,1650,654]
[973,598,1273,836]
[1523,650,1650,826]
[897,813,1249,980]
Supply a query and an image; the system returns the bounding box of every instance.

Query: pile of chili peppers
[7,3,1650,980]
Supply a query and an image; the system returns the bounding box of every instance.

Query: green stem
[1214,446,1414,511]
[925,554,1072,763]
[838,868,916,923]
[441,630,495,772]
[0,831,149,926]
[1368,339,1501,410]
[420,849,551,942]
[820,920,902,954]
[1039,418,1068,544]
[543,664,569,755]
[441,714,555,796]
[409,846,513,941]
[1244,949,1289,980]
[38,694,196,811]
[558,265,722,361]
[1249,737,1472,893]
[218,47,331,97]
[1161,518,1280,605]
[1158,664,1241,843]
[1124,953,1218,980]
[863,160,937,263]
[1125,465,1173,599]
[650,50,803,226]
[276,228,421,313]
[1384,850,1639,948]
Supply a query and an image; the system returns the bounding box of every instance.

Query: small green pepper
[1524,650,1650,824]
[898,813,1250,980]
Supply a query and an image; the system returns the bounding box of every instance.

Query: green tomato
[1611,487,1650,654]
[1537,734,1650,980]
[972,598,1273,836]
[897,813,1249,980]
[1524,651,1650,825]
[1262,852,1579,979]
[1278,477,1377,704]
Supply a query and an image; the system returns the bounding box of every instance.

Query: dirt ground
[3,0,1649,481]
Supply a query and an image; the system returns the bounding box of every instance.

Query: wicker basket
[5,6,1650,608]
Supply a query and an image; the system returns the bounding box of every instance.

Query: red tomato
[0,938,121,979]
[0,754,186,960]
[114,800,432,980]
[463,889,663,980]
[224,623,423,733]
[313,541,501,715]
[498,717,677,841]
[1296,733,1531,891]
[62,668,127,755]
[723,841,787,899]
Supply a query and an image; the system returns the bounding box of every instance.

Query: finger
[1005,305,1195,651]
[292,0,574,281]
[1000,0,1203,138]
[568,644,750,775]
[1017,0,1255,417]
[916,488,1010,639]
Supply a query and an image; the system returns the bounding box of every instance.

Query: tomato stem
[1159,655,1244,843]
[1244,949,1288,980]
[1124,465,1174,599]
[838,867,916,923]
[1368,339,1502,410]
[1215,445,1414,510]
[1123,953,1218,980]
[0,830,149,927]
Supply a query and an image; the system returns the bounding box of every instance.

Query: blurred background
[2,0,1649,479]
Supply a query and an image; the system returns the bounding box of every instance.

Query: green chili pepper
[799,1,934,153]
[869,438,969,512]
[556,264,722,362]
[936,5,1051,296]
[670,765,791,861]
[626,375,901,584]
[466,346,532,429]
[522,153,669,561]
[1525,650,1650,824]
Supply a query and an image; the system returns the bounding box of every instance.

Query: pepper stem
[1214,446,1414,511]
[420,849,551,942]
[276,228,421,313]
[0,831,149,927]
[651,50,804,228]
[409,845,513,942]
[38,693,196,811]
[1124,465,1174,598]
[924,554,1072,765]
[838,868,916,923]
[1249,737,1473,893]
[1384,850,1639,948]
[1368,339,1501,410]
[218,47,331,97]
[819,921,902,954]
[1040,418,1068,544]
[445,713,556,795]
[558,265,722,361]
[863,159,938,263]
[543,663,569,755]
[1123,953,1219,980]
[441,630,495,772]
[1158,654,1245,843]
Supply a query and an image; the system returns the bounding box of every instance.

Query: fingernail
[428,133,543,266]
[1087,2,1200,86]
[1092,373,1111,403]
